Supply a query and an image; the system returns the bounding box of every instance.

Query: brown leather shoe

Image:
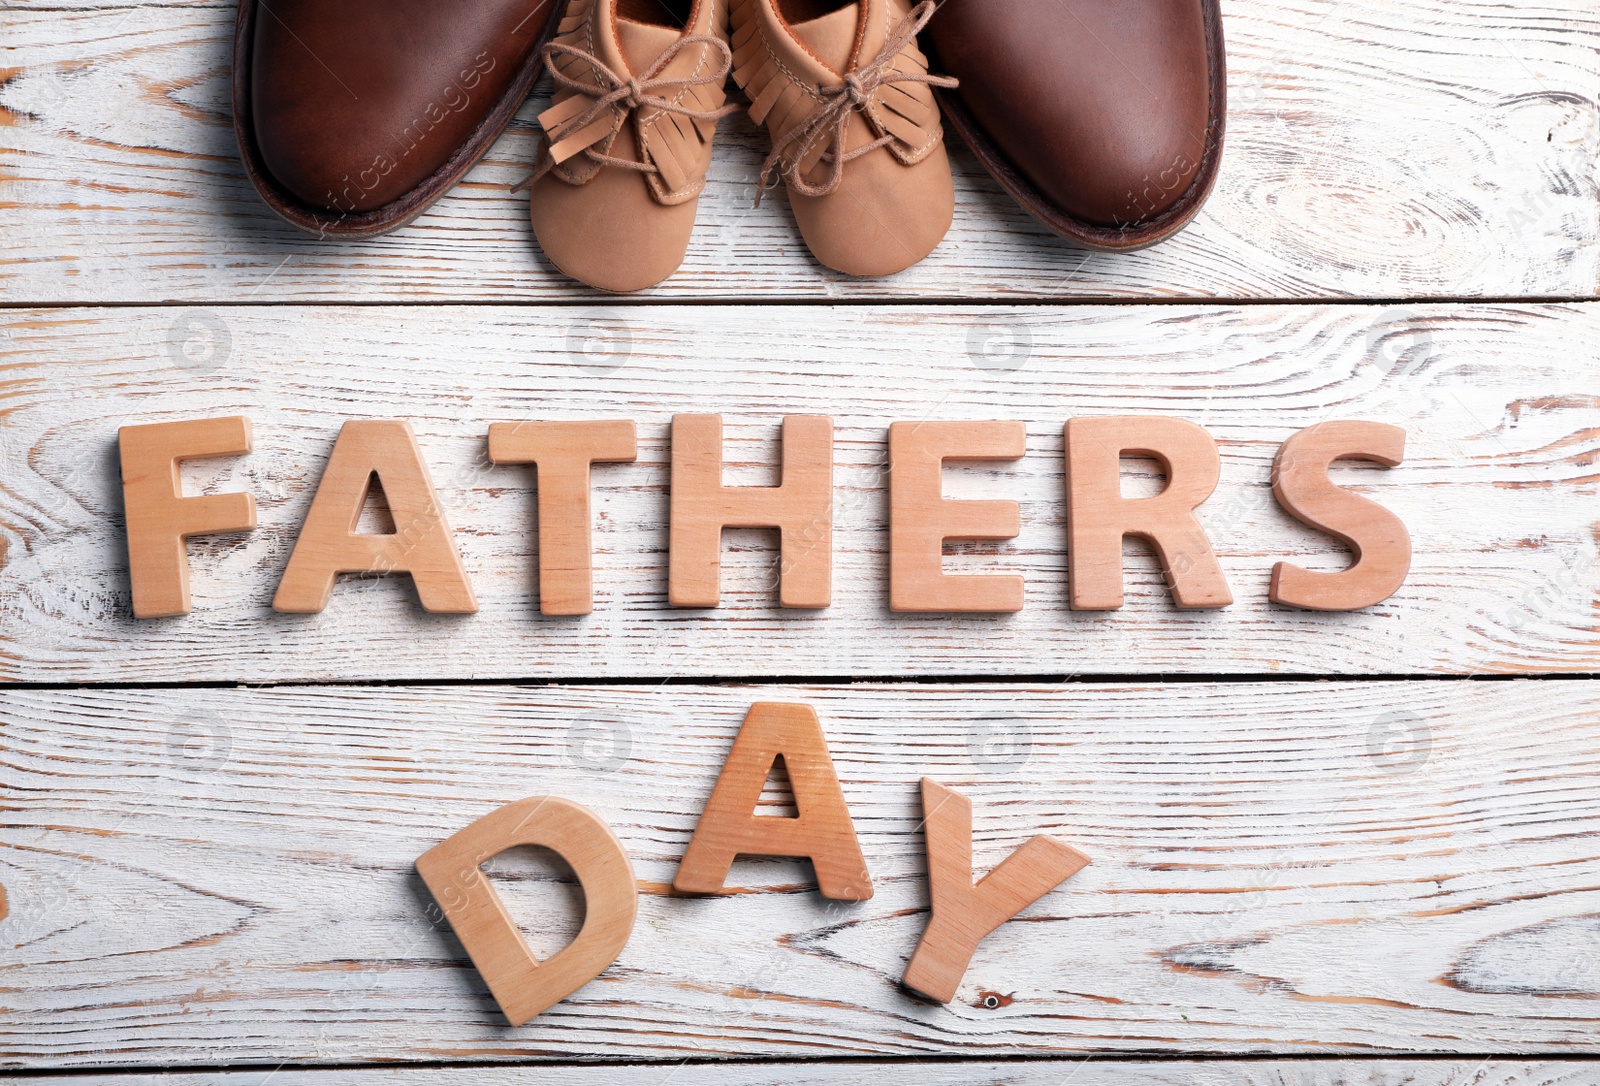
[519,0,737,292]
[732,0,956,276]
[923,0,1225,251]
[234,0,563,237]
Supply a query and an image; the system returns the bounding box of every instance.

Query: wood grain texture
[0,0,1596,302]
[1065,416,1234,611]
[5,1,1594,1080]
[7,681,1600,1067]
[12,1063,1600,1086]
[269,419,478,615]
[415,794,639,1026]
[117,414,256,618]
[674,701,874,899]
[2,302,1599,682]
[889,420,1026,613]
[1270,421,1411,611]
[486,419,637,615]
[902,778,1092,1003]
[668,413,834,609]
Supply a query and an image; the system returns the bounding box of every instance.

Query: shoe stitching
[860,1,939,163]
[745,35,832,187]
[753,0,949,192]
[750,0,939,179]
[548,0,630,186]
[638,11,723,202]
[759,0,842,80]
[758,41,826,109]
[554,0,720,200]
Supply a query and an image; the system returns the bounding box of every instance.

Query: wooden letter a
[273,420,477,613]
[674,702,872,900]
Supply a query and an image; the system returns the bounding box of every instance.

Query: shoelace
[755,0,956,207]
[512,33,739,193]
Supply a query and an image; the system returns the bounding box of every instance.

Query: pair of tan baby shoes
[516,0,955,291]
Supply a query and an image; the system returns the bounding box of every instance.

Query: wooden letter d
[416,796,637,1025]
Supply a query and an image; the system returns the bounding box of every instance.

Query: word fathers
[118,414,1410,619]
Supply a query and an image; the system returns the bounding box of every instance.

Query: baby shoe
[519,0,738,291]
[730,0,956,276]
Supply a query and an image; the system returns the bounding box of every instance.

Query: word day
[119,413,1410,620]
[417,701,1091,1024]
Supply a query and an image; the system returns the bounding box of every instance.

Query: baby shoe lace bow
[755,0,956,206]
[513,34,739,192]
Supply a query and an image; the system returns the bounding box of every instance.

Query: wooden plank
[7,681,1600,1067]
[12,1060,1600,1085]
[2,302,1598,682]
[0,0,1595,303]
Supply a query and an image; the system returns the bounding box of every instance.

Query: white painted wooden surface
[0,0,1596,302]
[15,1061,1600,1085]
[5,0,1599,1078]
[3,303,1598,682]
[7,681,1600,1067]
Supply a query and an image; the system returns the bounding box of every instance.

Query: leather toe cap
[926,0,1214,228]
[249,0,545,213]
